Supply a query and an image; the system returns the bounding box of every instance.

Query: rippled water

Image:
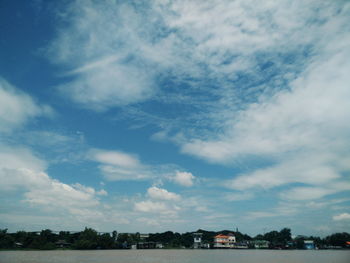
[1,249,349,263]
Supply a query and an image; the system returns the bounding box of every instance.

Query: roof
[214,233,235,238]
[214,234,228,238]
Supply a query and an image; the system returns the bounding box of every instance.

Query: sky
[0,0,349,237]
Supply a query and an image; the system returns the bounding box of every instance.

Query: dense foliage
[0,227,349,250]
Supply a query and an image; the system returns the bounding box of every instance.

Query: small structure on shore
[304,240,315,250]
[55,240,71,248]
[251,240,270,249]
[193,233,203,249]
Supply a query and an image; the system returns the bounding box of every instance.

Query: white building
[213,233,236,248]
[193,233,203,249]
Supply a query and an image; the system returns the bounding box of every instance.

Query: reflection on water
[0,249,349,263]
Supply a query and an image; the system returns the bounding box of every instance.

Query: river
[0,249,349,263]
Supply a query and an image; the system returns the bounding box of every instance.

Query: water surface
[1,249,349,263]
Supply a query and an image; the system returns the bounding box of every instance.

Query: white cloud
[133,186,185,219]
[147,186,180,201]
[97,189,108,196]
[0,144,105,222]
[0,77,52,132]
[134,200,178,216]
[134,200,167,213]
[172,171,195,187]
[280,183,350,201]
[280,187,334,201]
[89,149,152,181]
[333,213,350,221]
[226,154,342,191]
[91,149,141,168]
[89,149,193,184]
[58,61,155,111]
[24,181,100,209]
[48,1,158,111]
[0,145,47,191]
[98,165,151,181]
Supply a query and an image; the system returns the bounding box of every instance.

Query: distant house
[55,240,71,248]
[251,240,270,249]
[304,240,315,250]
[137,241,156,249]
[155,243,164,249]
[213,233,236,248]
[139,234,149,240]
[14,242,23,248]
[193,233,203,249]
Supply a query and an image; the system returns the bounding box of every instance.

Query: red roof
[214,233,235,239]
[214,234,230,238]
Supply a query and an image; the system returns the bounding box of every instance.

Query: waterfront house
[304,240,315,250]
[14,242,23,248]
[251,240,270,249]
[193,232,203,249]
[213,233,236,248]
[55,240,71,248]
[139,233,149,240]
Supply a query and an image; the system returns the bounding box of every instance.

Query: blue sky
[0,0,350,237]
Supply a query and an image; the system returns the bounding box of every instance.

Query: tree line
[0,227,349,250]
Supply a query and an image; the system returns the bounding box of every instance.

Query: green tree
[0,229,14,248]
[278,228,292,243]
[98,233,114,249]
[325,232,350,247]
[294,236,305,249]
[74,228,98,249]
[180,232,193,248]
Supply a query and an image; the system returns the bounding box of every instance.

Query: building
[139,234,149,240]
[213,233,236,248]
[55,240,71,248]
[193,233,203,249]
[251,240,270,249]
[156,243,164,249]
[304,240,315,250]
[137,242,156,249]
